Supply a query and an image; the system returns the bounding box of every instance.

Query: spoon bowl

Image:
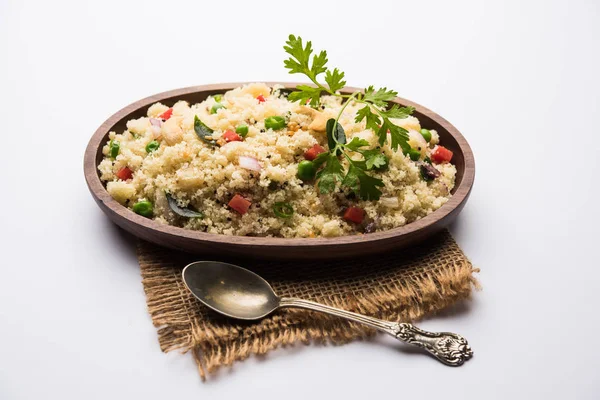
[182,261,280,320]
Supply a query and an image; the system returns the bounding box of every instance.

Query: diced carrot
[343,207,365,224]
[304,144,326,161]
[256,95,266,103]
[158,108,173,120]
[228,194,251,215]
[431,146,453,163]
[116,167,133,181]
[223,130,242,142]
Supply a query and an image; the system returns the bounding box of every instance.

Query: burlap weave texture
[139,230,479,380]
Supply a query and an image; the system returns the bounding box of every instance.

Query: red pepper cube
[304,144,326,161]
[223,130,243,142]
[158,108,173,120]
[343,207,365,224]
[116,167,133,181]
[228,194,251,215]
[256,95,266,103]
[431,145,453,164]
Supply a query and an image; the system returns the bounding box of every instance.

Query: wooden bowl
[84,83,475,260]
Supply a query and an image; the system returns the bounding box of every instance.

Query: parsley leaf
[341,164,360,192]
[313,151,330,168]
[283,35,417,201]
[355,105,382,131]
[377,118,410,152]
[311,50,328,77]
[325,68,346,93]
[288,85,322,107]
[342,164,384,200]
[316,153,344,194]
[388,123,411,153]
[284,34,344,103]
[357,170,384,200]
[376,121,389,147]
[363,86,398,107]
[362,150,389,170]
[283,34,328,83]
[380,104,415,119]
[345,137,371,151]
[283,35,313,74]
[345,138,388,171]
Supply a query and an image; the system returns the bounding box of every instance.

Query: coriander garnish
[283,34,415,200]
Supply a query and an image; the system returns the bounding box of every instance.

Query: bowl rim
[84,82,475,248]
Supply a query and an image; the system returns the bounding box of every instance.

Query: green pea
[235,124,249,137]
[213,94,223,102]
[210,103,225,114]
[408,148,421,161]
[420,128,432,142]
[145,140,160,153]
[297,160,316,181]
[109,140,120,159]
[264,116,286,131]
[132,200,153,218]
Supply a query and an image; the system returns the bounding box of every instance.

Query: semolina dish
[98,83,456,238]
[98,35,456,238]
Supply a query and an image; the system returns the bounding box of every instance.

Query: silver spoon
[182,261,473,366]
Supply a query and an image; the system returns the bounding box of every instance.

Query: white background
[1,0,599,398]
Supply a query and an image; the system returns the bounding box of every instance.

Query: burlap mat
[138,230,479,380]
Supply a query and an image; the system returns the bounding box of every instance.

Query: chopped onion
[408,129,427,150]
[440,182,449,195]
[151,125,162,137]
[380,197,399,208]
[149,118,163,127]
[239,156,262,172]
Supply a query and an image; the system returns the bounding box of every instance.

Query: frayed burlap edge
[139,235,479,380]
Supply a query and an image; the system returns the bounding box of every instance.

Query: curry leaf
[326,118,347,150]
[194,116,217,146]
[166,193,204,218]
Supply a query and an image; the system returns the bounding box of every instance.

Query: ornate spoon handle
[279,297,473,366]
[390,322,473,366]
